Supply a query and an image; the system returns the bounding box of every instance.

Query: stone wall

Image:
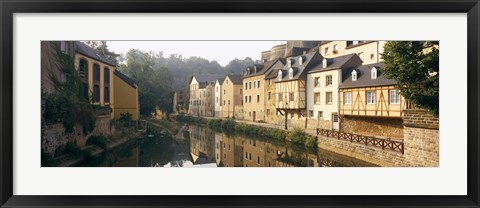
[233,105,244,120]
[340,116,404,139]
[317,109,439,167]
[402,109,439,166]
[42,113,114,155]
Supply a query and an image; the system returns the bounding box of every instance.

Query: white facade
[214,80,223,117]
[306,69,342,130]
[188,77,200,116]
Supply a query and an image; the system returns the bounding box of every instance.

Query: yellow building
[264,60,286,124]
[338,63,405,139]
[74,42,116,111]
[113,70,139,120]
[319,41,386,65]
[75,42,140,121]
[242,59,285,122]
[221,74,244,118]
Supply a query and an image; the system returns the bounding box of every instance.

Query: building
[41,41,75,95]
[338,62,406,139]
[221,74,244,119]
[264,59,286,124]
[74,42,116,117]
[113,70,139,120]
[306,54,363,130]
[188,74,222,116]
[242,59,285,122]
[319,41,386,65]
[204,83,215,117]
[214,78,225,117]
[173,90,187,114]
[274,50,323,129]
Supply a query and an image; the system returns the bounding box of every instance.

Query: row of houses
[42,41,140,121]
[185,41,407,138]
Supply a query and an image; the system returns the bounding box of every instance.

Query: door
[332,113,339,130]
[253,111,256,122]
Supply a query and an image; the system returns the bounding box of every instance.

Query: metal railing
[317,128,404,154]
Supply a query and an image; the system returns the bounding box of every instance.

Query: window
[249,96,251,103]
[257,156,260,164]
[287,59,292,67]
[249,82,252,89]
[228,100,231,105]
[224,89,225,95]
[245,152,248,159]
[93,64,100,81]
[314,77,320,87]
[318,111,323,119]
[253,81,256,88]
[79,59,88,80]
[257,95,260,103]
[352,70,357,81]
[93,85,100,103]
[358,52,364,61]
[268,79,271,86]
[267,109,270,115]
[390,90,400,104]
[333,44,338,53]
[324,47,330,55]
[326,92,333,104]
[323,59,328,68]
[367,91,376,104]
[288,68,294,79]
[371,67,377,79]
[245,96,248,103]
[309,110,314,118]
[104,87,110,103]
[268,92,271,100]
[326,75,333,86]
[289,93,294,101]
[278,70,283,81]
[299,56,303,65]
[216,86,219,92]
[216,97,219,103]
[245,83,248,90]
[278,93,283,101]
[226,79,228,84]
[314,93,320,104]
[223,100,225,105]
[257,81,260,88]
[344,92,352,104]
[249,153,252,160]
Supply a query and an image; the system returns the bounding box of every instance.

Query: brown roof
[339,62,397,89]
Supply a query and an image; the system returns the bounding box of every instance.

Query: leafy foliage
[87,135,108,149]
[84,41,120,66]
[381,41,439,115]
[43,44,96,134]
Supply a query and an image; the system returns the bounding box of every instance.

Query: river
[77,123,376,167]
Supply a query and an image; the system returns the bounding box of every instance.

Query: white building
[306,54,362,130]
[214,77,225,117]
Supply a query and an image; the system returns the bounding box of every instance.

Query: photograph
[41,40,439,167]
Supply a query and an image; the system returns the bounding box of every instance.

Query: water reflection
[96,124,376,167]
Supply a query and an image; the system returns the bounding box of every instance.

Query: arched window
[92,64,100,103]
[371,67,377,79]
[104,67,110,103]
[352,70,357,81]
[288,68,294,79]
[79,59,88,80]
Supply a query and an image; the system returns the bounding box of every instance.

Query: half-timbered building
[338,62,405,139]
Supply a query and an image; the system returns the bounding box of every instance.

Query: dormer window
[288,68,294,79]
[254,66,257,74]
[371,67,377,79]
[352,70,357,81]
[299,57,303,65]
[322,59,328,68]
[278,70,283,81]
[287,59,292,67]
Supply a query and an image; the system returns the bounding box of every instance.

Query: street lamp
[284,102,288,130]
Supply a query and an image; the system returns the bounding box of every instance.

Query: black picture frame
[1,0,479,207]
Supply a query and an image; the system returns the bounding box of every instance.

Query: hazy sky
[106,41,286,66]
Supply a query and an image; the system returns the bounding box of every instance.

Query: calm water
[80,124,376,167]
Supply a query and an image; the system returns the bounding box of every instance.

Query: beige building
[214,78,225,117]
[275,50,323,129]
[338,62,406,139]
[242,59,285,122]
[188,74,221,116]
[221,74,244,118]
[306,54,363,130]
[319,41,386,65]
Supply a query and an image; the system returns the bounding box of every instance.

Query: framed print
[1,0,479,207]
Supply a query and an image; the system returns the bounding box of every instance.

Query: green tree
[118,49,173,117]
[381,41,439,116]
[85,41,120,66]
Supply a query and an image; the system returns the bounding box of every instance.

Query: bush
[118,112,133,127]
[87,135,108,149]
[41,151,60,167]
[62,141,82,157]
